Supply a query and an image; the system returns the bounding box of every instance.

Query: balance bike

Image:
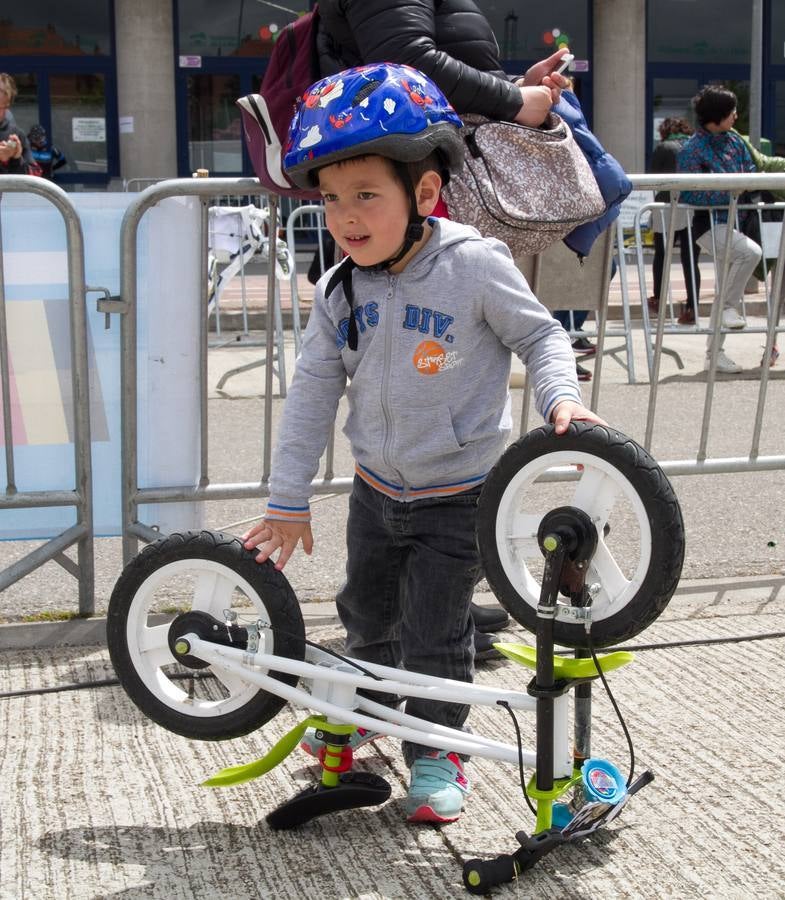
[107,422,685,893]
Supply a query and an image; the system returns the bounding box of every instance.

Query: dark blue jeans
[336,476,482,766]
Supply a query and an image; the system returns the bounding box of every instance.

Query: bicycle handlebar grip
[462,854,518,894]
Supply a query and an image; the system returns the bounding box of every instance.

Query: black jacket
[650,135,688,203]
[316,0,522,121]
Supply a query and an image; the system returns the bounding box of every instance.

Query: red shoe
[576,363,592,382]
[647,296,659,312]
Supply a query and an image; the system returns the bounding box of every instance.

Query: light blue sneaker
[405,750,471,823]
[299,725,379,758]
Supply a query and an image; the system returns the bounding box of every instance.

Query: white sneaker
[705,351,742,374]
[721,308,746,329]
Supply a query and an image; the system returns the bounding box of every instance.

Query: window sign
[72,117,106,142]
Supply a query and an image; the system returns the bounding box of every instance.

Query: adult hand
[550,400,607,435]
[243,517,313,570]
[4,134,21,159]
[517,47,571,105]
[514,86,554,127]
[0,140,16,163]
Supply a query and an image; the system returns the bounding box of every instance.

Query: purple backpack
[237,5,321,199]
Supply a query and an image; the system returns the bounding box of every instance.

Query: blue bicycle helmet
[285,64,465,352]
[284,63,464,190]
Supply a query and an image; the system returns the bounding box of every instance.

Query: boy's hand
[551,401,607,435]
[242,518,313,570]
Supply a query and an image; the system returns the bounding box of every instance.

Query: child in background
[243,63,604,824]
[27,124,67,179]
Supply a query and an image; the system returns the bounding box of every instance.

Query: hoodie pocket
[389,401,477,484]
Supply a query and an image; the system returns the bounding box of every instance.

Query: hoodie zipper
[380,274,404,491]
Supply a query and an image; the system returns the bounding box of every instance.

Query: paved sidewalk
[1,582,783,899]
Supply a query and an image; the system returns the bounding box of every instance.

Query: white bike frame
[182,631,574,779]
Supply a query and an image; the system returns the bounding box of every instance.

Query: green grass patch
[20,610,90,623]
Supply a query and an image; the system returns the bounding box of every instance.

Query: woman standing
[648,116,701,324]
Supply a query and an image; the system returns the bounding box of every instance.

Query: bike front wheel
[477,423,685,648]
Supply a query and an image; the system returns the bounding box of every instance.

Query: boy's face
[318,155,412,268]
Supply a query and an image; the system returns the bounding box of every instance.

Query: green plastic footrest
[495,643,634,678]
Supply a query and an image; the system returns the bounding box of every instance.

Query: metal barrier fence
[622,173,785,459]
[115,173,785,567]
[116,179,320,564]
[2,173,784,603]
[0,176,95,613]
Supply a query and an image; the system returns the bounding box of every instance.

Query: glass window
[50,73,107,174]
[648,0,751,65]
[772,2,785,65]
[774,82,785,156]
[0,1,111,56]
[5,73,39,137]
[178,0,307,58]
[187,74,243,173]
[652,77,700,148]
[477,1,589,62]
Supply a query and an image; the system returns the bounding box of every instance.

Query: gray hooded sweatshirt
[266,218,581,522]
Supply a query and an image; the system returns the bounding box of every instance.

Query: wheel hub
[537,507,598,601]
[168,610,249,669]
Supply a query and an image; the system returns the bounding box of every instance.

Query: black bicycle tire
[477,422,685,648]
[107,530,305,740]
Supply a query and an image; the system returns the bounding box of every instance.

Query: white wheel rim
[493,450,652,622]
[126,558,270,717]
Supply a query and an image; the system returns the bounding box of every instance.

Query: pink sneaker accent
[405,751,471,824]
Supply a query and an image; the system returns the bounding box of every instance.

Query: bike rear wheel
[107,530,305,740]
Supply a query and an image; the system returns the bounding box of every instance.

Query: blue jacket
[554,91,632,257]
[677,127,756,226]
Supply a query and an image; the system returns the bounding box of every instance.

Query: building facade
[2,0,784,188]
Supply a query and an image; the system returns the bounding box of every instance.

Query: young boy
[27,124,67,180]
[243,63,603,824]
